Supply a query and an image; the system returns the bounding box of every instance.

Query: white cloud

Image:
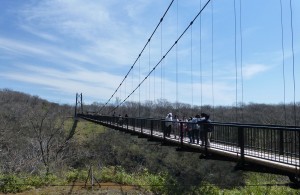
[0,38,50,57]
[17,0,176,67]
[0,37,100,66]
[20,25,60,42]
[20,1,121,42]
[0,64,124,101]
[2,0,298,106]
[243,64,269,79]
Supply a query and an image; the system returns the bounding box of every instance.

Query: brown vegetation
[0,89,297,194]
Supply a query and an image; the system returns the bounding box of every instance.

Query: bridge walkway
[78,114,300,184]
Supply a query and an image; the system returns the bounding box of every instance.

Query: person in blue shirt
[191,114,201,144]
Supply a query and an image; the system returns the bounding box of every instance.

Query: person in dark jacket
[186,117,193,143]
[192,114,201,144]
[198,113,213,146]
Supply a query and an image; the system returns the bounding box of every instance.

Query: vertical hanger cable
[191,25,194,107]
[289,0,297,126]
[139,57,141,117]
[161,21,163,101]
[211,0,215,119]
[199,0,203,112]
[176,0,179,107]
[280,0,287,125]
[234,0,238,122]
[239,0,244,122]
[149,41,151,102]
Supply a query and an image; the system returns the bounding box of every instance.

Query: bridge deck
[79,115,300,176]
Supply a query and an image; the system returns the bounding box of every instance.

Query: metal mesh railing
[78,114,300,167]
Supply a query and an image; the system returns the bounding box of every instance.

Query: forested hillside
[0,89,73,174]
[0,89,298,194]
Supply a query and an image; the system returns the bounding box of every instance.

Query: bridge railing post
[150,120,154,138]
[133,118,136,131]
[298,130,300,163]
[279,130,284,155]
[141,119,144,135]
[180,122,183,148]
[74,93,78,118]
[204,125,208,156]
[161,120,166,141]
[238,126,245,166]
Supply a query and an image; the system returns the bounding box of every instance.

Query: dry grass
[8,182,151,195]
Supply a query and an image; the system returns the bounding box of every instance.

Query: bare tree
[26,103,68,174]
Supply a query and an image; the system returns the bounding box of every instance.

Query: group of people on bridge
[111,111,213,146]
[165,113,213,146]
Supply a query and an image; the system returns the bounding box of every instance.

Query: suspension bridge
[75,0,299,185]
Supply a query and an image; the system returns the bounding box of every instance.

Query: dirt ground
[6,182,153,195]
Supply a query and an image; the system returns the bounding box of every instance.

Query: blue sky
[0,0,299,106]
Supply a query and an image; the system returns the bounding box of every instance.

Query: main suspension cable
[99,0,175,114]
[110,0,212,114]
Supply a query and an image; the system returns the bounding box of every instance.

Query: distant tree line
[86,98,300,126]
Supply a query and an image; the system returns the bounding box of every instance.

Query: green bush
[65,169,88,183]
[100,166,117,182]
[99,166,169,194]
[137,169,168,194]
[0,174,29,193]
[194,182,220,195]
[115,168,134,184]
[0,173,61,193]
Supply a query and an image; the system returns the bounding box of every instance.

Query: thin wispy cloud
[0,38,50,57]
[20,25,60,42]
[0,0,299,105]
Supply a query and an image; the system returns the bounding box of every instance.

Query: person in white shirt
[165,113,173,137]
[172,115,179,139]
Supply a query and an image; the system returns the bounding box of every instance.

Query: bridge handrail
[79,113,300,170]
[83,114,300,131]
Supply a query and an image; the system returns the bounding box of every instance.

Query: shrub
[192,181,220,195]
[65,169,88,183]
[0,173,62,193]
[0,174,28,193]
